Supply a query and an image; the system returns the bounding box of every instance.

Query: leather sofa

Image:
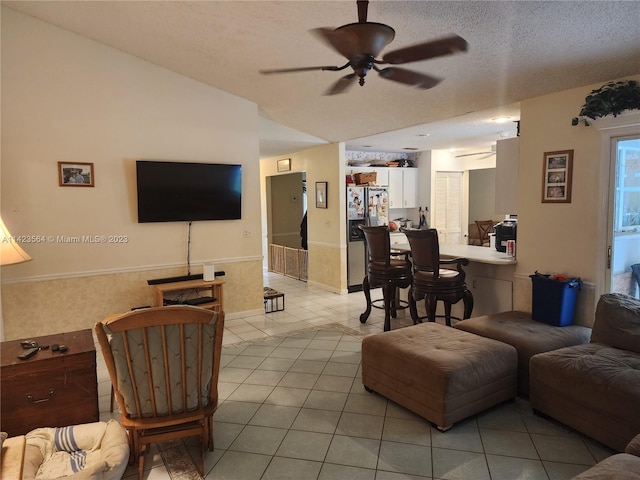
[530,293,640,452]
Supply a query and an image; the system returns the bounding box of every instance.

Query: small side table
[264,287,285,313]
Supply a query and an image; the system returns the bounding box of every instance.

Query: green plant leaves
[572,80,640,126]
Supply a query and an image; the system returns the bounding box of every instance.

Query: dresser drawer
[1,330,99,436]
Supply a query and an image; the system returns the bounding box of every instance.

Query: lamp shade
[0,217,32,266]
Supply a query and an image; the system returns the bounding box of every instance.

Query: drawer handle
[27,390,55,404]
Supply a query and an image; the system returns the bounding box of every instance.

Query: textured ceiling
[5,1,640,157]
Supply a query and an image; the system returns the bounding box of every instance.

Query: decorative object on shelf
[316,181,328,208]
[542,150,573,203]
[277,158,291,172]
[58,162,94,187]
[571,80,640,126]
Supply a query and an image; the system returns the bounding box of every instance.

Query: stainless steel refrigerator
[347,186,389,292]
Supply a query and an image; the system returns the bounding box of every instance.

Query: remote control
[18,347,40,360]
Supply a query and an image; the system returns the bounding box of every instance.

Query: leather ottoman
[361,323,517,430]
[454,311,591,395]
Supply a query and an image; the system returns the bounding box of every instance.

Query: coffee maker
[494,218,517,253]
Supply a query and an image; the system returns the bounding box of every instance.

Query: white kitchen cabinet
[495,137,519,214]
[389,168,418,208]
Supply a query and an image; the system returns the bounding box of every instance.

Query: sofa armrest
[1,435,26,480]
[626,434,640,457]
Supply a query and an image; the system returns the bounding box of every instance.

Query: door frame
[605,134,640,296]
[596,120,640,299]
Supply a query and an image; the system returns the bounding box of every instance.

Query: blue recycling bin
[530,274,581,326]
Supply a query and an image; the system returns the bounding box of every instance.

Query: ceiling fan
[260,0,468,95]
[455,144,497,159]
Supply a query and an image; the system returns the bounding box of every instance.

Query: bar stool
[358,225,412,331]
[404,228,473,326]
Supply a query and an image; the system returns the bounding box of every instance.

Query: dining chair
[475,220,495,247]
[404,228,473,326]
[358,225,413,331]
[94,305,224,480]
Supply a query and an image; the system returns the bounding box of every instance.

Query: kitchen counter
[440,244,516,265]
[392,243,517,317]
[393,243,516,265]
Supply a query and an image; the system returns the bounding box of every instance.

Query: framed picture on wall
[316,181,328,208]
[58,162,94,187]
[277,158,291,172]
[541,150,573,203]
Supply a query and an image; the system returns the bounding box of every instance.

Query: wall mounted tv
[136,160,242,223]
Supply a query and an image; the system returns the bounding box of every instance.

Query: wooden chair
[94,306,224,480]
[404,228,473,326]
[475,220,495,247]
[358,225,413,331]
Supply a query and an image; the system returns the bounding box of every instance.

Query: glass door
[607,135,640,298]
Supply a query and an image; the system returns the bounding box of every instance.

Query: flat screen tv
[136,160,242,223]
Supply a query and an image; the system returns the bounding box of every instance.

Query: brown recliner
[358,225,412,331]
[403,228,473,326]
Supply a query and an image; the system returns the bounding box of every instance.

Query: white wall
[1,8,264,338]
[1,8,262,279]
[515,74,640,325]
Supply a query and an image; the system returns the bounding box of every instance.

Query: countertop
[393,243,516,265]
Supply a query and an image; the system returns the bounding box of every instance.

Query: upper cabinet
[389,168,418,208]
[495,138,519,214]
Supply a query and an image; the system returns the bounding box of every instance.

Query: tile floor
[97,271,614,480]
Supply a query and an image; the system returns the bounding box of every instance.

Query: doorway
[266,172,308,281]
[607,135,640,298]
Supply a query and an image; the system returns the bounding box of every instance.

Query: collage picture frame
[541,150,573,203]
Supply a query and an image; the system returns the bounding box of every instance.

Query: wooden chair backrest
[359,225,391,267]
[475,220,495,245]
[404,228,441,277]
[95,306,224,424]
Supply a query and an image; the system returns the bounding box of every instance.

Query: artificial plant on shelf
[571,80,640,126]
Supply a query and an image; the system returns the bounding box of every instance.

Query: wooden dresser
[0,329,99,436]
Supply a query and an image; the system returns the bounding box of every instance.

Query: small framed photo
[277,158,291,172]
[542,150,573,203]
[58,162,94,187]
[316,181,328,209]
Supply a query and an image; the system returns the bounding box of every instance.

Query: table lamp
[1,216,32,340]
[1,217,32,265]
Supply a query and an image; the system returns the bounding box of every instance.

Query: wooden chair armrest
[440,257,469,267]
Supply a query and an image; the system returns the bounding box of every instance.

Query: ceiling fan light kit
[260,0,468,95]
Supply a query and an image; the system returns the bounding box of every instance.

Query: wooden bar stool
[404,228,473,326]
[358,225,412,331]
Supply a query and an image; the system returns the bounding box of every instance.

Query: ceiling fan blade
[260,65,342,74]
[378,67,441,89]
[311,27,360,59]
[381,34,468,65]
[324,73,357,95]
[357,0,369,23]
